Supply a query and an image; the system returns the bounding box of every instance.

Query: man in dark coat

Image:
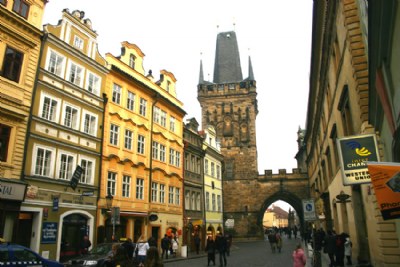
[215,233,227,267]
[161,234,171,259]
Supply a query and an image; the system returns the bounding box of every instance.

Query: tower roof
[213,31,243,83]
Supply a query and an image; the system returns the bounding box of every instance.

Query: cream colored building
[22,9,108,261]
[202,125,224,237]
[102,41,186,246]
[0,0,47,244]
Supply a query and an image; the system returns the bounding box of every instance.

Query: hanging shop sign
[70,166,83,190]
[302,199,317,221]
[337,134,379,185]
[366,162,400,220]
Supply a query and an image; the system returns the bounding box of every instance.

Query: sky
[42,0,313,212]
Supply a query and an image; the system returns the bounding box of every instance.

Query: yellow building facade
[203,126,224,238]
[0,0,47,243]
[22,9,108,261]
[101,41,185,246]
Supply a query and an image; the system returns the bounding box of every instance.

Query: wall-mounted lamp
[101,192,114,214]
[335,190,351,203]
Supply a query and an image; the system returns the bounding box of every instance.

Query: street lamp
[105,192,114,241]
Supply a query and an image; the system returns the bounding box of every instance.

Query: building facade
[0,0,47,245]
[102,41,186,247]
[306,0,400,266]
[22,9,108,261]
[183,117,205,252]
[202,125,224,238]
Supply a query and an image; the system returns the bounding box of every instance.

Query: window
[151,182,158,202]
[338,86,354,136]
[47,49,65,77]
[205,192,210,211]
[159,184,165,203]
[80,157,94,184]
[166,81,171,92]
[160,110,167,127]
[124,129,133,150]
[175,187,180,205]
[110,124,119,146]
[159,144,166,162]
[34,146,54,177]
[40,95,59,122]
[57,152,75,180]
[73,35,84,49]
[212,193,216,211]
[62,104,79,129]
[129,54,135,69]
[211,162,215,177]
[185,191,190,209]
[217,165,221,179]
[122,175,131,198]
[67,62,84,87]
[153,106,160,124]
[170,148,176,166]
[175,151,181,167]
[205,159,209,175]
[112,83,122,104]
[191,192,195,210]
[170,116,176,132]
[127,91,135,111]
[82,111,97,136]
[1,46,23,83]
[217,195,221,211]
[0,124,11,162]
[12,0,29,18]
[107,172,117,196]
[87,72,100,95]
[197,192,201,210]
[137,134,145,154]
[152,141,159,160]
[139,98,147,116]
[136,178,144,200]
[169,187,174,204]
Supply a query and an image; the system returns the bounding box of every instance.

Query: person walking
[267,230,277,253]
[194,234,201,255]
[106,243,133,267]
[205,235,216,266]
[292,243,307,267]
[144,246,164,267]
[161,234,171,260]
[344,235,353,266]
[225,233,232,256]
[276,232,283,253]
[335,233,346,267]
[171,236,179,258]
[80,235,91,255]
[324,230,337,267]
[135,236,150,266]
[215,233,227,266]
[121,238,134,260]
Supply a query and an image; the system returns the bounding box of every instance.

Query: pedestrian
[148,236,157,248]
[205,235,216,266]
[225,233,232,256]
[107,243,133,267]
[80,235,91,255]
[194,234,201,255]
[135,236,150,266]
[292,243,307,267]
[335,233,346,267]
[323,230,337,267]
[121,238,134,260]
[161,234,171,259]
[344,235,353,266]
[171,236,179,258]
[276,232,283,253]
[144,246,164,267]
[267,230,277,253]
[215,232,227,266]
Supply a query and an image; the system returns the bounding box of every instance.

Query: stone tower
[197,31,259,236]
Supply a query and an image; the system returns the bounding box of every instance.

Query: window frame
[122,175,131,198]
[109,124,120,146]
[127,91,135,111]
[66,60,84,87]
[12,0,30,19]
[56,150,76,180]
[61,102,80,130]
[139,98,147,117]
[79,156,95,185]
[86,71,101,96]
[46,48,66,78]
[112,83,122,104]
[124,129,133,150]
[0,123,12,162]
[1,46,24,83]
[136,178,144,200]
[107,171,117,196]
[81,110,98,136]
[32,144,55,177]
[137,134,145,154]
[39,93,61,123]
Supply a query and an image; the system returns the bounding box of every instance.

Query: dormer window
[167,81,171,92]
[129,54,135,69]
[73,36,84,50]
[13,0,29,19]
[229,83,235,90]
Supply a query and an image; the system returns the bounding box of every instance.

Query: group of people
[205,232,232,266]
[106,236,163,267]
[265,230,283,253]
[310,228,353,267]
[160,234,179,259]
